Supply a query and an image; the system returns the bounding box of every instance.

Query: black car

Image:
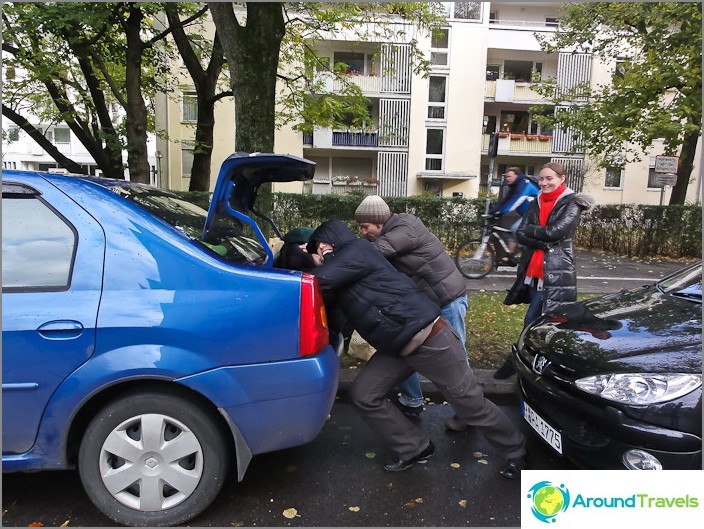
[513,262,702,470]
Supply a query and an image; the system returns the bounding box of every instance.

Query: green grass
[341,292,599,371]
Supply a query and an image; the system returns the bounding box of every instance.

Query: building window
[503,60,535,82]
[545,17,559,28]
[486,64,500,81]
[430,28,449,67]
[425,128,444,171]
[647,167,664,189]
[449,2,482,21]
[614,58,629,81]
[427,76,447,120]
[181,145,194,177]
[182,92,198,123]
[605,167,623,188]
[53,127,70,144]
[8,127,20,142]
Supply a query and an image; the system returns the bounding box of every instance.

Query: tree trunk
[166,4,225,192]
[209,2,285,154]
[209,2,285,216]
[190,99,216,191]
[2,104,86,174]
[669,131,699,205]
[124,3,151,184]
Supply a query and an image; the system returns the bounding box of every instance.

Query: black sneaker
[493,357,516,379]
[384,441,435,472]
[499,457,526,480]
[396,401,424,418]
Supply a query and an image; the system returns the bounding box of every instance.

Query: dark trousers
[349,322,526,461]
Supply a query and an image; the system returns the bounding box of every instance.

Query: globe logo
[527,481,570,523]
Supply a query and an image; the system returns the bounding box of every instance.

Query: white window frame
[181,91,198,123]
[430,27,450,69]
[445,2,483,22]
[424,127,445,172]
[53,127,71,144]
[604,167,624,189]
[427,75,448,122]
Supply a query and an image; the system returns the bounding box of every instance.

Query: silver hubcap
[99,413,203,511]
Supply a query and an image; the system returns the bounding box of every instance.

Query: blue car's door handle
[37,320,84,339]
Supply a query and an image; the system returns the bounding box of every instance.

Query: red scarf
[526,185,566,279]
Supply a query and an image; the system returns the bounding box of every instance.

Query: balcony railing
[332,131,379,147]
[332,74,382,94]
[489,19,559,29]
[482,133,553,154]
[485,80,551,102]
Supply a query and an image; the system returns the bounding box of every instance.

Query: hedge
[173,191,701,260]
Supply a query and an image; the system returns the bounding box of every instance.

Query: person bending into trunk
[307,219,526,479]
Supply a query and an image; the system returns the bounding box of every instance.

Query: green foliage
[173,191,701,259]
[576,204,702,259]
[531,2,702,204]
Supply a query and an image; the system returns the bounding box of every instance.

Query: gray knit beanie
[355,195,392,224]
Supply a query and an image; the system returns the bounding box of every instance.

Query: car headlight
[575,373,702,405]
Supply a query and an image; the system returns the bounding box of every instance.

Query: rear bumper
[177,345,340,456]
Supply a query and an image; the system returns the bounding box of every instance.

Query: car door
[1,177,105,454]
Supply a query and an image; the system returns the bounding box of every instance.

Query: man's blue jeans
[398,294,469,408]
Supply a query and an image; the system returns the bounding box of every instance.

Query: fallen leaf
[414,498,424,504]
[28,524,44,528]
[59,521,70,528]
[472,452,487,458]
[478,459,488,465]
[282,508,299,519]
[365,452,376,459]
[458,500,467,509]
[450,462,461,469]
[404,502,417,508]
[348,506,360,512]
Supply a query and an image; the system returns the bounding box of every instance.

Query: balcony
[485,80,551,103]
[314,72,383,95]
[482,133,553,154]
[304,128,380,149]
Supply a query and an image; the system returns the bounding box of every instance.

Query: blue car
[2,153,339,526]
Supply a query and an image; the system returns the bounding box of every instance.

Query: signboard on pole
[654,173,678,186]
[654,155,679,174]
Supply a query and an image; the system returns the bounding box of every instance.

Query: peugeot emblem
[532,354,551,374]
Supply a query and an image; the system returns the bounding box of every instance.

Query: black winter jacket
[374,213,466,307]
[505,189,596,314]
[308,219,440,355]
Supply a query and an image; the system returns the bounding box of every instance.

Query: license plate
[522,401,563,455]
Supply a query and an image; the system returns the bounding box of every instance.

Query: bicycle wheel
[455,238,495,279]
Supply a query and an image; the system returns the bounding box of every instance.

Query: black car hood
[523,286,702,376]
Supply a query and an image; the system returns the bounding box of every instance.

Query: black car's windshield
[657,263,702,302]
[111,186,267,265]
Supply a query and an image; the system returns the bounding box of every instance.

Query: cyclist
[490,167,539,260]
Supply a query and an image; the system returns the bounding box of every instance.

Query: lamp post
[155,151,163,188]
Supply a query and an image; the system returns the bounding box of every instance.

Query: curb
[338,368,518,399]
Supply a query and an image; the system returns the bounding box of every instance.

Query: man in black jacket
[307,219,526,478]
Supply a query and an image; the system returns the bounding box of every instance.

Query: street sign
[654,155,679,174]
[654,173,677,186]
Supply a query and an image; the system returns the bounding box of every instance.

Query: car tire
[78,389,230,527]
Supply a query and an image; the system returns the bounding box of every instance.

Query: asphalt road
[464,249,693,294]
[2,395,571,528]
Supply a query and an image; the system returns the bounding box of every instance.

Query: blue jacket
[491,174,539,215]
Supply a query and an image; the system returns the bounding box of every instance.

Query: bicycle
[455,211,522,280]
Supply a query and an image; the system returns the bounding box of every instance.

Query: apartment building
[5,2,699,205]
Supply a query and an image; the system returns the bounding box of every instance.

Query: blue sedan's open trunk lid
[203,152,316,266]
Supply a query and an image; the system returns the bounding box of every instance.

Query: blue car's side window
[1,196,77,291]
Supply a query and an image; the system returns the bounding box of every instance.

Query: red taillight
[299,273,329,356]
